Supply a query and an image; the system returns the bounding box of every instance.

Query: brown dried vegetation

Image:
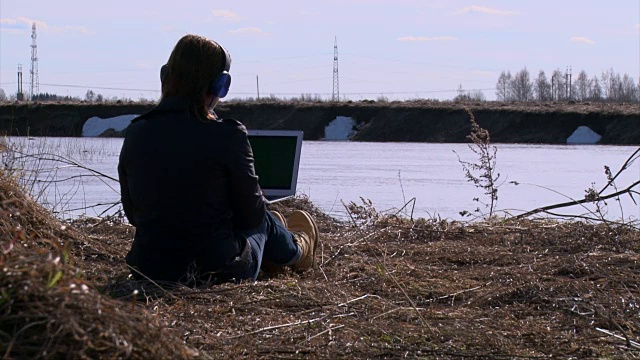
[0,173,200,359]
[1,171,640,359]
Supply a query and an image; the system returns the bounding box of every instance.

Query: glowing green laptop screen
[247,130,303,200]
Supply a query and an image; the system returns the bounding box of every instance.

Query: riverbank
[2,171,639,358]
[0,100,638,144]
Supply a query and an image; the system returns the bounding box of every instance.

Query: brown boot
[270,211,287,227]
[287,210,319,270]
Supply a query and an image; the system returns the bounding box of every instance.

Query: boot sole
[289,210,319,269]
[306,211,319,267]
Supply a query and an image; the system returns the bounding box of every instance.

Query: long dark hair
[161,34,229,120]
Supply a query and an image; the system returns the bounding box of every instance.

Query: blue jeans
[235,211,301,281]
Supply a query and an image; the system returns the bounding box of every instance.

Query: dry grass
[1,170,640,358]
[0,172,203,359]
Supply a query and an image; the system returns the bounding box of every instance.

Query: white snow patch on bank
[567,126,602,145]
[324,116,357,140]
[82,114,139,137]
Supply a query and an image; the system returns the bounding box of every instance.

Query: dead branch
[515,179,640,219]
[227,317,324,339]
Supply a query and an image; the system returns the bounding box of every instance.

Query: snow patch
[324,116,357,140]
[567,126,602,145]
[82,114,139,137]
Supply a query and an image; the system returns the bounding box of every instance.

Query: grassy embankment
[1,164,640,358]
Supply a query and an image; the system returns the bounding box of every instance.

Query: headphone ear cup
[210,72,232,98]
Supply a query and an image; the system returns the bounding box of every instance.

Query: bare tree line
[496,68,639,103]
[0,88,155,104]
[1,68,637,104]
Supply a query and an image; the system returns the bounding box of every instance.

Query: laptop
[247,130,303,203]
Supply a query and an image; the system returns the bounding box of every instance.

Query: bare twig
[337,294,380,307]
[228,317,323,339]
[301,324,345,343]
[437,282,491,303]
[515,180,640,219]
[394,197,416,221]
[13,151,119,183]
[595,327,640,350]
[599,147,640,195]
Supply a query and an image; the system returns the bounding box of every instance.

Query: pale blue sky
[1,0,638,101]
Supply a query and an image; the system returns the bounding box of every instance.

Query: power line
[234,53,333,64]
[11,78,495,97]
[343,88,494,95]
[38,83,160,92]
[231,88,494,96]
[340,53,501,73]
[4,79,494,100]
[271,77,332,85]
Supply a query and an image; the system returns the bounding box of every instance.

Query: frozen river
[6,137,639,222]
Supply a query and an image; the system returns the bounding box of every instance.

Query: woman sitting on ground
[118,34,318,284]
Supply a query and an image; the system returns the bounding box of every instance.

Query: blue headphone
[160,44,232,98]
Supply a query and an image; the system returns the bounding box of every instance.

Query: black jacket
[118,96,266,282]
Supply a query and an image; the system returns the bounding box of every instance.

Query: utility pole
[569,66,573,100]
[565,66,569,101]
[17,64,24,101]
[29,23,39,100]
[503,82,506,101]
[256,75,260,100]
[332,36,339,102]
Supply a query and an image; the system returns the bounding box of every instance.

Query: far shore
[0,100,638,144]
